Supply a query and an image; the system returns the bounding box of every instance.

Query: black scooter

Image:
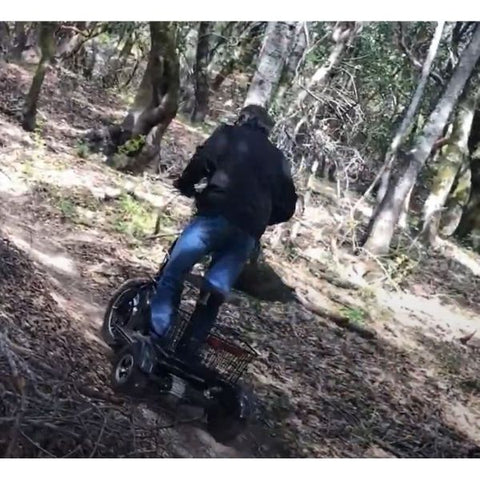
[101,241,258,443]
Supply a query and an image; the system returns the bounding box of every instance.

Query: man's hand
[173,178,196,198]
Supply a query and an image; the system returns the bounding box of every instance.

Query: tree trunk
[362,24,480,255]
[179,26,198,113]
[440,160,471,236]
[118,27,135,67]
[103,24,135,87]
[294,22,361,108]
[376,21,445,203]
[211,23,264,92]
[420,70,480,244]
[58,22,103,67]
[276,22,308,102]
[21,23,56,132]
[191,22,213,123]
[0,22,10,55]
[89,22,179,173]
[456,142,480,245]
[244,21,296,108]
[10,22,28,60]
[25,23,39,48]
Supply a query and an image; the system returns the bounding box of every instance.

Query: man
[149,104,297,360]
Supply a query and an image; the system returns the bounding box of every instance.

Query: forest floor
[1,60,480,458]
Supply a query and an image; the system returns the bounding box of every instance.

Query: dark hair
[236,104,275,135]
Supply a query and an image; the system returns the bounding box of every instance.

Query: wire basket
[201,332,258,384]
[162,282,258,384]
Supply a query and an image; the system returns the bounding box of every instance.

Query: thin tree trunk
[276,22,308,102]
[123,55,140,88]
[244,21,296,108]
[420,70,480,244]
[456,142,480,243]
[294,22,361,108]
[440,160,471,236]
[191,22,213,123]
[118,28,135,66]
[21,23,56,132]
[376,21,445,203]
[211,23,264,91]
[103,24,135,87]
[179,26,198,113]
[0,22,10,55]
[363,24,480,255]
[10,22,27,60]
[25,23,39,48]
[59,22,103,65]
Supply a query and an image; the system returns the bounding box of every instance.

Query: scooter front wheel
[111,343,149,396]
[102,277,153,350]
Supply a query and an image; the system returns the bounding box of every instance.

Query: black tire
[206,407,247,443]
[206,386,253,443]
[111,344,148,396]
[102,277,153,349]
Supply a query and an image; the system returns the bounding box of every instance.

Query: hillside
[1,61,480,458]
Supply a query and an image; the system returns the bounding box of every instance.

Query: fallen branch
[145,230,181,241]
[317,271,361,290]
[294,290,376,340]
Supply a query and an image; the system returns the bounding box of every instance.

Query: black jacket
[175,122,297,239]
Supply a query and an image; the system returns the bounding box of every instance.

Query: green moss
[110,193,156,239]
[339,306,367,326]
[75,140,91,159]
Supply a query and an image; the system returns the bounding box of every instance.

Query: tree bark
[21,23,56,132]
[362,24,480,255]
[103,23,136,87]
[439,160,472,236]
[88,22,179,173]
[179,26,198,113]
[420,69,480,244]
[0,22,10,55]
[376,21,445,203]
[276,22,308,102]
[244,21,296,108]
[58,22,105,68]
[456,142,480,245]
[10,22,28,60]
[118,27,135,67]
[211,22,264,92]
[191,22,213,123]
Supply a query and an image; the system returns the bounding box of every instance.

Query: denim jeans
[150,214,256,340]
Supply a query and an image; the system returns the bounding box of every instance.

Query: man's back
[177,122,297,239]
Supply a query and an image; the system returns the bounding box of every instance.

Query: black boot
[175,289,223,363]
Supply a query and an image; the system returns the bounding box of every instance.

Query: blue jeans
[150,214,256,340]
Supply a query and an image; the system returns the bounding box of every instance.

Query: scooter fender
[132,340,156,375]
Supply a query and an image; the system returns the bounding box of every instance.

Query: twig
[5,389,26,457]
[145,230,181,241]
[19,430,56,458]
[89,416,107,457]
[24,419,83,441]
[357,247,402,293]
[62,444,84,458]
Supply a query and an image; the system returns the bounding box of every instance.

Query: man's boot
[175,289,224,363]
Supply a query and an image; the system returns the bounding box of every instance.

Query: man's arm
[269,154,298,225]
[174,124,230,197]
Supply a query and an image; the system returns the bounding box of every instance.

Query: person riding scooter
[149,104,298,361]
